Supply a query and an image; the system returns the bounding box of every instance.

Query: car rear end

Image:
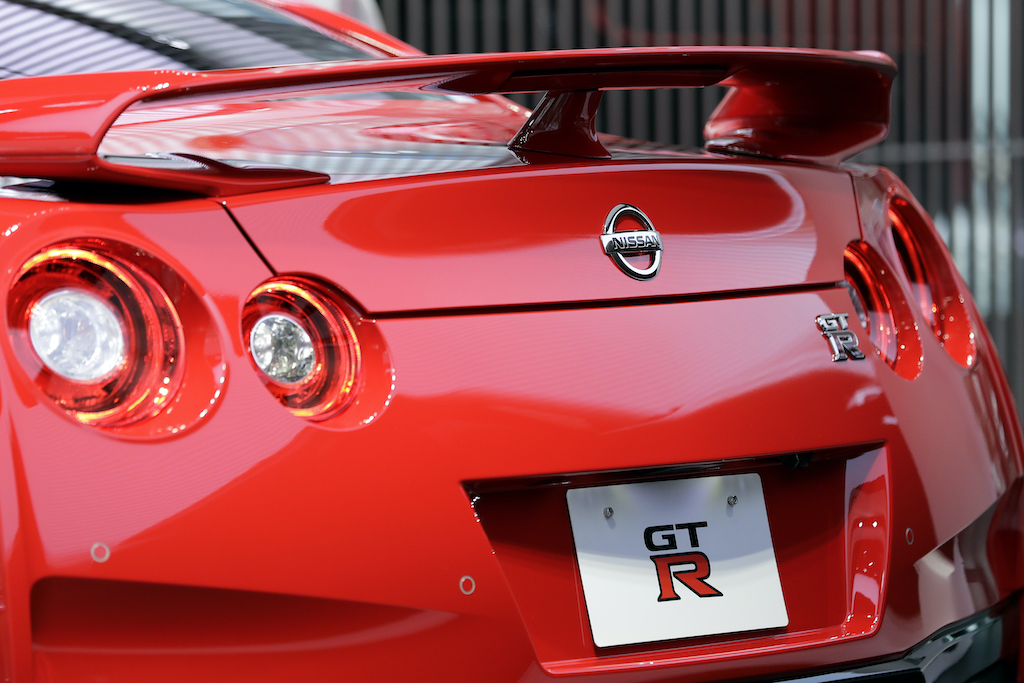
[0,45,1020,683]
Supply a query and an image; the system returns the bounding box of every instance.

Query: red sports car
[0,1,1020,681]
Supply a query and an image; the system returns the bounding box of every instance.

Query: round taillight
[844,242,923,380]
[888,197,976,368]
[6,242,184,426]
[242,276,360,419]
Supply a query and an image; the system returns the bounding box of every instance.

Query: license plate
[566,473,788,647]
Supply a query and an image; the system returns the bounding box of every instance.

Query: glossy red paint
[704,49,895,166]
[0,47,893,195]
[0,5,1020,682]
[226,159,862,312]
[0,228,1018,680]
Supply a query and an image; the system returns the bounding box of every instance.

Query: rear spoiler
[0,47,895,196]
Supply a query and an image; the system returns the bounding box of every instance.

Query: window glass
[0,0,375,78]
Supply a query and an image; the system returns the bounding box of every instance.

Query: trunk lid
[224,157,860,313]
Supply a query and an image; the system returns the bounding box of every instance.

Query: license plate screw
[727,495,738,506]
[603,507,614,518]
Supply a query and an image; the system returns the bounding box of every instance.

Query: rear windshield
[0,0,376,79]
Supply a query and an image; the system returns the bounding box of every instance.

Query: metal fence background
[378,0,1024,419]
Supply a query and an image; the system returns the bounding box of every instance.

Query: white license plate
[566,473,788,648]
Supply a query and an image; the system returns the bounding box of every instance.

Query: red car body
[0,2,1020,681]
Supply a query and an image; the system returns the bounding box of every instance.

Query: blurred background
[317,1,1023,416]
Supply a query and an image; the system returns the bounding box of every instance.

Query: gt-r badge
[816,313,867,361]
[601,204,663,280]
[645,522,723,601]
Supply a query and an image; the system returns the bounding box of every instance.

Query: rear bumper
[785,598,1019,683]
[3,279,1023,681]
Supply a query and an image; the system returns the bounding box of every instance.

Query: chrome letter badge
[601,204,663,280]
[816,313,866,362]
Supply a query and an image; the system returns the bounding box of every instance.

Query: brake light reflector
[7,242,184,426]
[888,197,976,368]
[249,313,316,384]
[242,277,360,419]
[844,242,923,380]
[29,289,125,382]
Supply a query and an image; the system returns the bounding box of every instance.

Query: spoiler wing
[0,47,895,195]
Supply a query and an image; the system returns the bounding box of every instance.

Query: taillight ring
[7,242,185,426]
[888,196,976,368]
[844,241,923,380]
[242,276,361,419]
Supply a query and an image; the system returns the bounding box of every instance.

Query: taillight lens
[249,313,316,384]
[29,289,125,382]
[7,242,184,426]
[844,242,923,380]
[242,276,360,419]
[888,197,976,368]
